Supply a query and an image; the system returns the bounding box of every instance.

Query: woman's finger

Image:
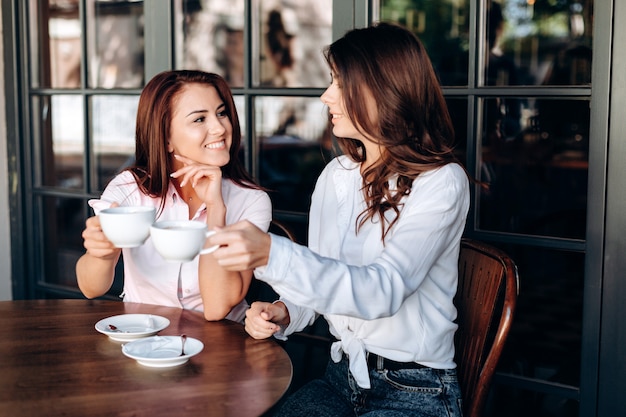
[173,154,196,165]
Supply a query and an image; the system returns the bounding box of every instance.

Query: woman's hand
[244,301,290,339]
[77,203,122,298]
[170,154,223,207]
[208,220,272,271]
[82,204,120,260]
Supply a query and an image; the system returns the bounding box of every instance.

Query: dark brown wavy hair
[325,22,463,241]
[127,70,262,214]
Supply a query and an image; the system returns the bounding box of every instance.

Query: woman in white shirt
[76,70,271,322]
[210,23,468,416]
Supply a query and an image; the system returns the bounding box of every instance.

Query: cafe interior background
[0,0,625,415]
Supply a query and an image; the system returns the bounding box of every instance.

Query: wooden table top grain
[0,299,292,417]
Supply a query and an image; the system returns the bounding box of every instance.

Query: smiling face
[320,70,382,165]
[167,83,232,169]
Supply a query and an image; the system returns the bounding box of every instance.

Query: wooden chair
[455,238,519,417]
[268,219,297,242]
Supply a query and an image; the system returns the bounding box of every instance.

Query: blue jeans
[274,356,464,417]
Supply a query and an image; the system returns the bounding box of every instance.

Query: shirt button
[185,289,191,294]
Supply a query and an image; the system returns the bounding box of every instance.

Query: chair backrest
[454,238,519,417]
[268,219,297,242]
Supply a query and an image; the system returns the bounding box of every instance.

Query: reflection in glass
[479,97,589,239]
[255,96,331,212]
[378,0,470,86]
[490,243,582,411]
[178,0,246,87]
[30,0,81,88]
[40,195,89,289]
[234,95,245,137]
[29,0,145,89]
[92,96,139,191]
[179,0,332,88]
[232,95,247,166]
[446,98,468,163]
[486,0,593,86]
[256,0,332,87]
[34,95,85,189]
[88,0,144,88]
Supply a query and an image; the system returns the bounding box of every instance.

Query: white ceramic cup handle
[198,230,219,255]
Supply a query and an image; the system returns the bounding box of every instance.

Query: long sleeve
[255,161,469,319]
[254,157,470,388]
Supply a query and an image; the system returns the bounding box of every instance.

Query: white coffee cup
[99,206,156,248]
[150,220,219,262]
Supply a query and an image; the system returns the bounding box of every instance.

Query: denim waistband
[366,352,428,371]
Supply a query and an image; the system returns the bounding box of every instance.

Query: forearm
[198,255,252,321]
[199,200,242,320]
[75,251,120,298]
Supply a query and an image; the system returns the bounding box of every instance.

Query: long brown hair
[128,70,261,213]
[325,22,463,240]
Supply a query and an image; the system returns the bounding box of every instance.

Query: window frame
[3,0,621,414]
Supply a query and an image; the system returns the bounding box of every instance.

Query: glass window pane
[39,195,86,288]
[87,0,144,88]
[447,97,468,163]
[233,95,246,161]
[256,0,332,87]
[379,0,470,86]
[490,243,582,413]
[34,95,85,189]
[255,96,331,212]
[178,0,246,87]
[92,95,138,191]
[479,97,589,238]
[485,0,593,86]
[30,0,81,88]
[38,195,125,295]
[178,0,332,88]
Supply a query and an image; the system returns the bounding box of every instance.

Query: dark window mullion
[244,0,255,178]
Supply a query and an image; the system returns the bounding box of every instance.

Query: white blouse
[254,155,470,388]
[90,171,272,322]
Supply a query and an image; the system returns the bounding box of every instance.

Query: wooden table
[0,299,292,417]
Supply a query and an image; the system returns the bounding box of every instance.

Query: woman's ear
[167,141,174,153]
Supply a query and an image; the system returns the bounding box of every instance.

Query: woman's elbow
[79,289,105,300]
[77,281,104,299]
[203,304,234,321]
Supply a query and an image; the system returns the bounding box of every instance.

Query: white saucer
[122,335,204,367]
[95,314,170,342]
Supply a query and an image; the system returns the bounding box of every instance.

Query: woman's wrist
[272,301,291,327]
[204,202,226,227]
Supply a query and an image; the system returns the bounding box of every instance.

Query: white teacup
[99,206,156,248]
[150,220,219,263]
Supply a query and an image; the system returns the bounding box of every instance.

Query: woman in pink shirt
[76,70,271,322]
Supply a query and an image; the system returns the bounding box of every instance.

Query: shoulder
[101,170,143,198]
[106,170,137,188]
[222,180,272,230]
[398,163,470,218]
[417,163,468,186]
[317,155,359,184]
[410,163,469,202]
[327,155,358,171]
[90,171,143,213]
[222,180,271,206]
